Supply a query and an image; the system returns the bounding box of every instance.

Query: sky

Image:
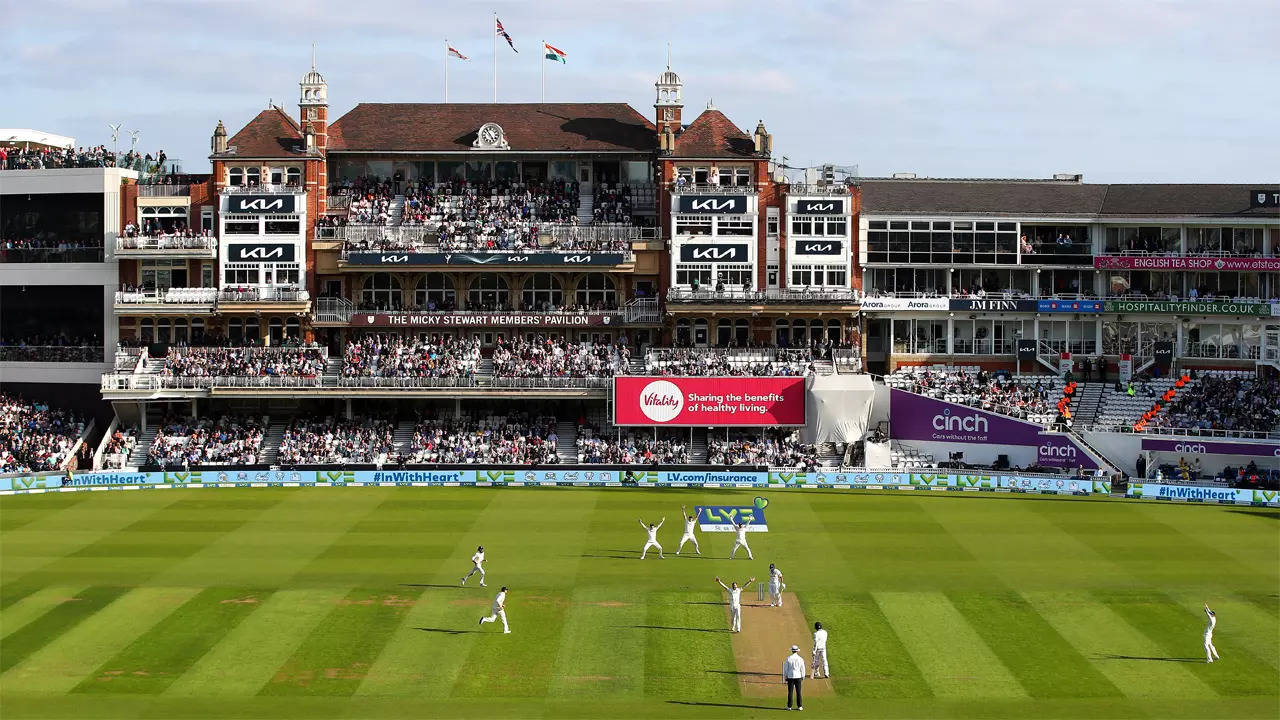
[4,0,1278,183]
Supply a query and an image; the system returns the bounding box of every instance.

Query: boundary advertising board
[613,376,806,427]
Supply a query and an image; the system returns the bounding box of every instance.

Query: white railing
[488,377,611,389]
[669,183,758,194]
[1082,424,1280,441]
[337,376,479,388]
[117,236,216,252]
[137,184,190,197]
[787,183,849,195]
[116,288,217,305]
[667,288,862,303]
[217,287,310,303]
[222,184,303,194]
[101,374,323,391]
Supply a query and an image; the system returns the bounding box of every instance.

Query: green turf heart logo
[754,496,768,510]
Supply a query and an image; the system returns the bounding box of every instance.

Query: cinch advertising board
[888,389,1099,470]
[1140,437,1280,458]
[613,376,806,427]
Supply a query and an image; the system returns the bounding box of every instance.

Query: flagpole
[493,12,498,102]
[541,39,545,103]
[444,38,449,103]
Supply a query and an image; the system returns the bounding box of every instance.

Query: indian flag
[544,43,566,63]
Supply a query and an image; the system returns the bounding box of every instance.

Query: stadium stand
[885,367,1061,425]
[0,393,86,473]
[642,347,817,377]
[278,417,397,465]
[408,414,560,465]
[145,416,266,468]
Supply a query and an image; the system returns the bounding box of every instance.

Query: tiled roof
[859,180,1280,218]
[670,109,757,159]
[1099,184,1280,218]
[327,103,656,153]
[213,107,307,159]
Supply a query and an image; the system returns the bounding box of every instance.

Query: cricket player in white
[768,563,786,607]
[460,545,486,587]
[479,585,510,633]
[729,517,753,559]
[676,505,701,555]
[1203,603,1219,663]
[811,621,829,678]
[639,517,665,559]
[715,576,755,632]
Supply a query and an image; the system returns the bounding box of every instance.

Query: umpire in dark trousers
[782,644,806,710]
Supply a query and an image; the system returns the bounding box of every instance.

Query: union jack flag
[496,18,517,52]
[447,45,469,60]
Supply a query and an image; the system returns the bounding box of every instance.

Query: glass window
[361,273,401,310]
[575,275,616,308]
[521,273,563,310]
[286,168,302,187]
[468,274,509,309]
[415,273,455,309]
[228,167,244,186]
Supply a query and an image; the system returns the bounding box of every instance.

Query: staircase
[577,185,593,224]
[128,426,158,467]
[393,420,417,459]
[627,356,646,375]
[389,195,406,225]
[890,441,934,469]
[1072,383,1107,427]
[689,428,708,464]
[816,442,844,468]
[813,359,835,376]
[556,420,578,463]
[325,356,343,381]
[260,421,287,466]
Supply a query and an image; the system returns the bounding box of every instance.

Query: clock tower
[655,65,683,142]
[299,57,328,153]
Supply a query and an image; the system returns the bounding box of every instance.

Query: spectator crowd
[1160,373,1280,434]
[492,336,628,379]
[408,414,559,464]
[343,335,480,380]
[162,347,325,377]
[576,424,689,464]
[1,144,168,173]
[888,368,1058,422]
[146,416,265,467]
[0,394,85,473]
[644,347,815,377]
[278,417,397,465]
[707,430,819,469]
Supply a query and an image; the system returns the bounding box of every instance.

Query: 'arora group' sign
[613,377,805,427]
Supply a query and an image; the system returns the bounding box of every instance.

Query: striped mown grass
[0,486,1275,718]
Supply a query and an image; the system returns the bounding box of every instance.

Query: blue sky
[4,0,1277,182]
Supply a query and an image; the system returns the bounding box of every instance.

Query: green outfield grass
[0,487,1276,719]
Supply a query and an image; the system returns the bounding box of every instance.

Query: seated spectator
[146,416,265,467]
[888,367,1058,422]
[577,423,688,464]
[162,346,325,377]
[644,347,816,377]
[707,430,818,470]
[0,393,85,473]
[278,417,396,465]
[1158,372,1280,434]
[409,413,559,465]
[343,335,479,379]
[491,336,628,378]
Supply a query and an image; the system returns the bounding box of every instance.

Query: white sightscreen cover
[802,373,875,444]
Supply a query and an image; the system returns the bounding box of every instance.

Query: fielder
[460,545,486,587]
[1204,603,1220,663]
[768,562,786,606]
[676,505,701,555]
[729,517,753,559]
[716,575,755,633]
[811,621,829,678]
[478,586,510,633]
[639,517,665,559]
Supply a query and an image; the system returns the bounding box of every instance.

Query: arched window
[735,319,750,346]
[716,318,733,347]
[693,318,709,346]
[827,319,842,344]
[575,274,616,309]
[173,318,188,345]
[361,273,401,310]
[244,317,261,343]
[140,318,155,343]
[228,167,244,186]
[774,319,789,347]
[415,273,455,310]
[286,168,302,187]
[269,318,284,345]
[522,273,563,311]
[286,318,301,342]
[245,167,261,186]
[468,274,509,310]
[791,319,808,346]
[190,318,205,345]
[676,319,691,346]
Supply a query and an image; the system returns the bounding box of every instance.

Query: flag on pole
[448,44,469,60]
[543,42,566,63]
[496,18,517,52]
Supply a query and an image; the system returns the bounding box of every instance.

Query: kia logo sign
[679,244,748,262]
[562,255,592,264]
[228,244,295,262]
[795,242,841,255]
[796,199,844,214]
[380,255,409,263]
[639,380,684,422]
[228,195,296,214]
[677,195,747,214]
